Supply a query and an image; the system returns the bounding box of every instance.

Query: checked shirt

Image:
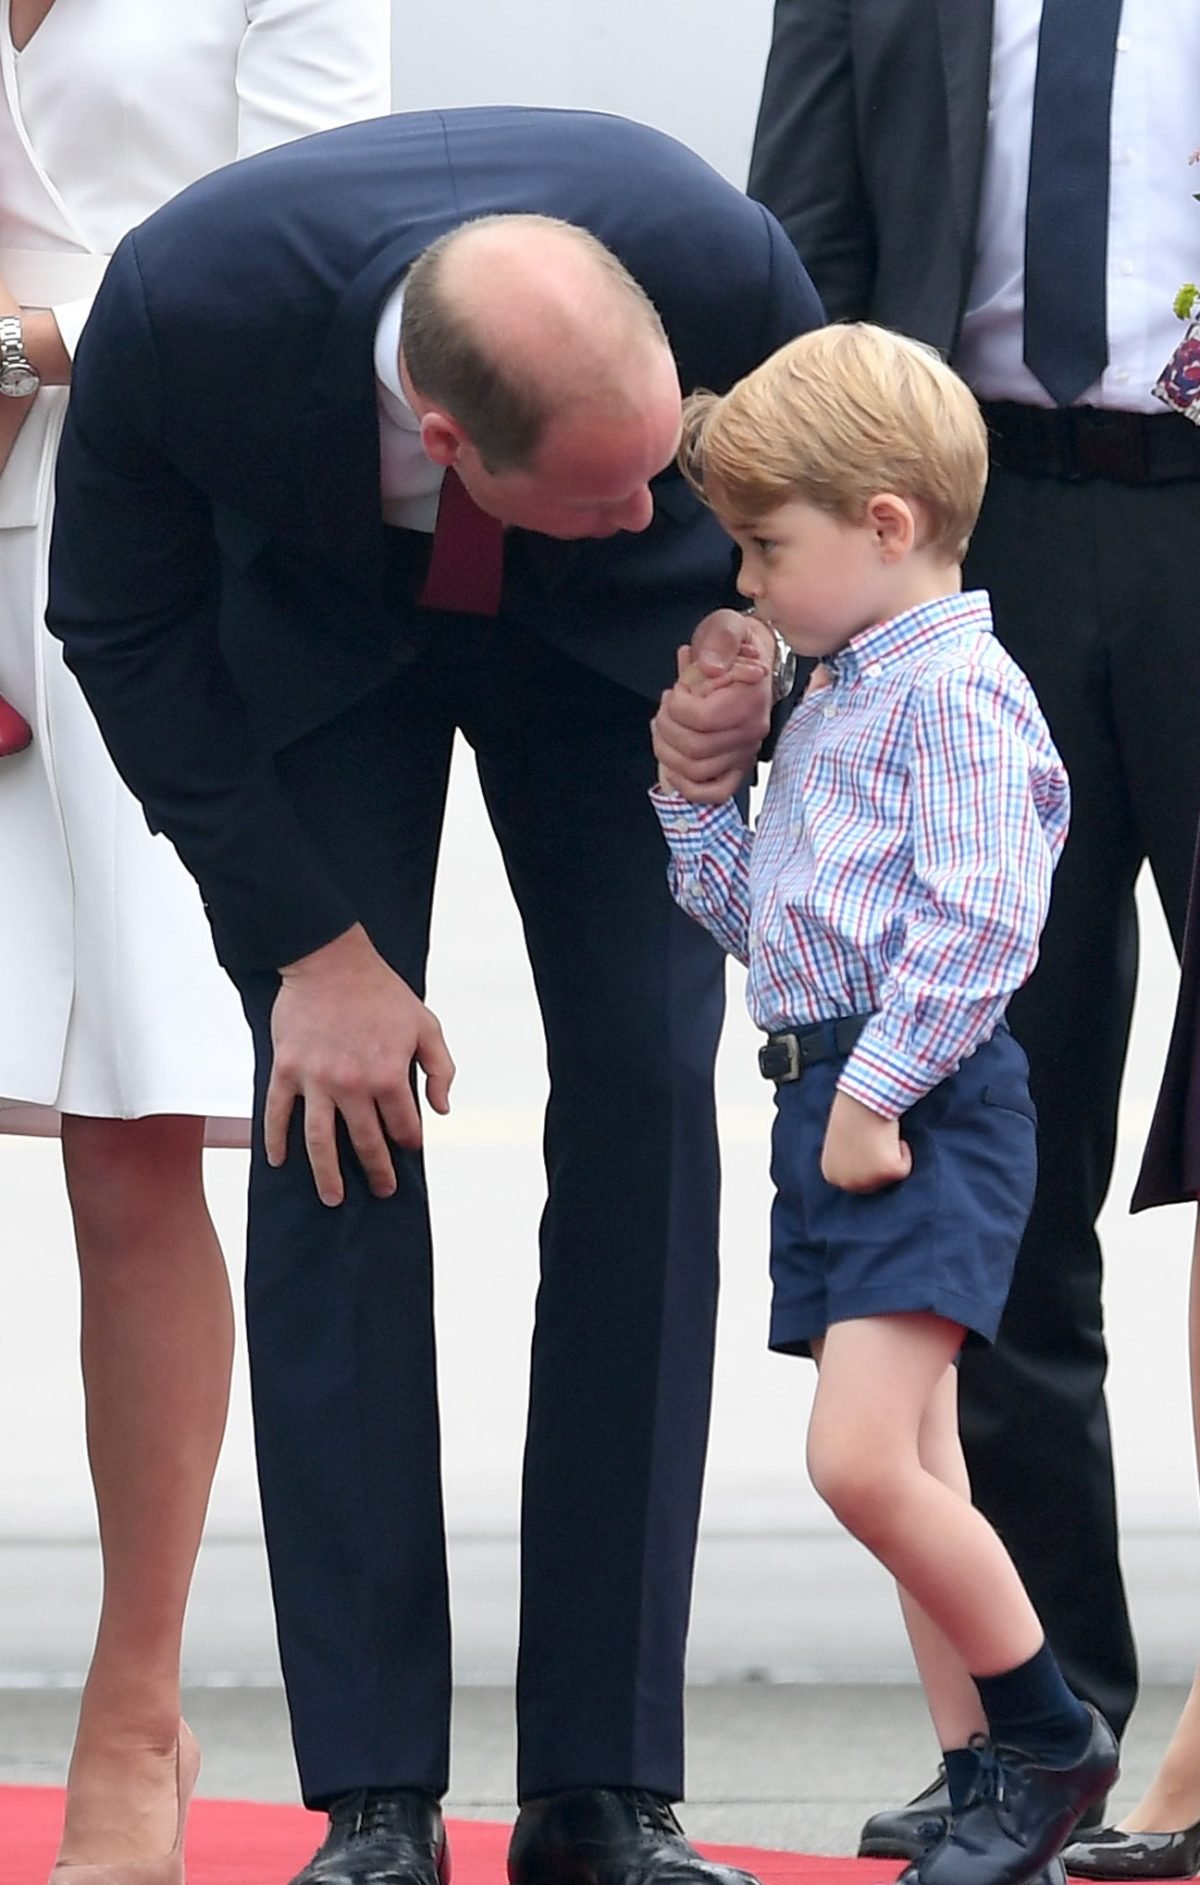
[653,591,1069,1119]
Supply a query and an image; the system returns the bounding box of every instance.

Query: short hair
[678,322,988,563]
[401,213,668,472]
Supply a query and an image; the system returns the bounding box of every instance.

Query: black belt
[981,400,1200,484]
[758,1013,872,1085]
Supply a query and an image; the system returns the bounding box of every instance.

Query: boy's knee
[807,1424,895,1544]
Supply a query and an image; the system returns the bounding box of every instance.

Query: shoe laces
[330,1788,425,1841]
[964,1737,1009,1813]
[628,1791,686,1841]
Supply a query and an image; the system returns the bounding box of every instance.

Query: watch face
[0,364,39,398]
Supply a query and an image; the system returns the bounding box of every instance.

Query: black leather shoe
[1063,1821,1200,1880]
[859,1769,954,1858]
[508,1787,762,1885]
[898,1708,1120,1885]
[288,1788,448,1885]
[866,1772,1110,1863]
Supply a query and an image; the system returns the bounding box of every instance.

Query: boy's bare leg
[808,1313,1044,1675]
[897,1363,989,1752]
[812,1313,1112,1885]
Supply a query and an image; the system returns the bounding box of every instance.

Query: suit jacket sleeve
[47,236,358,976]
[747,0,876,322]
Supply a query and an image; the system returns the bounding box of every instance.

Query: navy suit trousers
[233,576,726,1807]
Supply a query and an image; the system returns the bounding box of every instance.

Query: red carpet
[0,1786,907,1885]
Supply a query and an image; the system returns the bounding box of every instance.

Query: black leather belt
[981,400,1200,484]
[758,1013,872,1085]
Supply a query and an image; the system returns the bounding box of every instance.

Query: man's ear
[418,408,466,468]
[865,491,917,561]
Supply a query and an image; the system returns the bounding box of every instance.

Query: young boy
[651,323,1117,1885]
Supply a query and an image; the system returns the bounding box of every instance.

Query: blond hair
[679,323,988,563]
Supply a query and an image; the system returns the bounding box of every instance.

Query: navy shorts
[767,1025,1037,1356]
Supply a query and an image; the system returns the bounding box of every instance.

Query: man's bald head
[400,214,673,471]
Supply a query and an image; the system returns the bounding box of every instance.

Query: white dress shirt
[374,279,443,530]
[954,0,1199,411]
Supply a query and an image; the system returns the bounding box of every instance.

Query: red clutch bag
[0,692,32,757]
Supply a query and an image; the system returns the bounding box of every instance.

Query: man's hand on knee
[265,923,454,1207]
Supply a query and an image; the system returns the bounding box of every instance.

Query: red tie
[418,468,506,616]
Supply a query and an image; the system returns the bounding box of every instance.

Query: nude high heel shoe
[48,1722,201,1885]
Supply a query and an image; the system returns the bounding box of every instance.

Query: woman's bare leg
[1110,1209,1200,1832]
[55,1112,233,1867]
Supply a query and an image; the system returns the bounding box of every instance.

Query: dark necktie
[1023,0,1124,406]
[418,467,506,616]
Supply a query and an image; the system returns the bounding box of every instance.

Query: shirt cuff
[52,297,94,359]
[649,786,743,852]
[835,1028,940,1119]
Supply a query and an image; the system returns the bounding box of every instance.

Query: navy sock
[973,1641,1093,1765]
[943,1747,983,1813]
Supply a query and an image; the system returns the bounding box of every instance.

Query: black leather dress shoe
[1063,1820,1200,1880]
[288,1788,448,1885]
[864,1772,1109,1863]
[860,1769,954,1859]
[897,1708,1120,1885]
[508,1787,762,1885]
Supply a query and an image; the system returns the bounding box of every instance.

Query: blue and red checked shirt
[652,590,1070,1118]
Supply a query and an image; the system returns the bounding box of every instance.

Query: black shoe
[508,1787,762,1885]
[859,1769,954,1859]
[866,1773,1111,1863]
[897,1708,1120,1885]
[1063,1820,1200,1881]
[288,1788,448,1885]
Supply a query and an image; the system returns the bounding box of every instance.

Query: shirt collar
[820,590,994,683]
[374,278,420,428]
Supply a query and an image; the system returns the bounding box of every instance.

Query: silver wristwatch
[0,315,39,398]
[768,623,798,703]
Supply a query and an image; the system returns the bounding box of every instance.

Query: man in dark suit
[46,108,820,1885]
[747,0,1200,1855]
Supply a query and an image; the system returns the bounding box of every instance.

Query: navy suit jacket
[48,107,821,977]
[748,0,993,353]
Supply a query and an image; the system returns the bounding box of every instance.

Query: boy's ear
[865,492,917,561]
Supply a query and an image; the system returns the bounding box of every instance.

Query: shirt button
[1115,32,1130,51]
[1118,259,1135,276]
[1113,368,1130,384]
[823,703,837,717]
[865,661,883,679]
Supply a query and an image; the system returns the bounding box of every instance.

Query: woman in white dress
[0,3,390,1877]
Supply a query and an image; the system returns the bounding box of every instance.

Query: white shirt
[954,0,1199,412]
[374,278,443,530]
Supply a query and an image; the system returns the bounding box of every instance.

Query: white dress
[0,0,391,1140]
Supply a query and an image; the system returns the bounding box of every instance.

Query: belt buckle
[758,1033,802,1083]
[1074,408,1147,483]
